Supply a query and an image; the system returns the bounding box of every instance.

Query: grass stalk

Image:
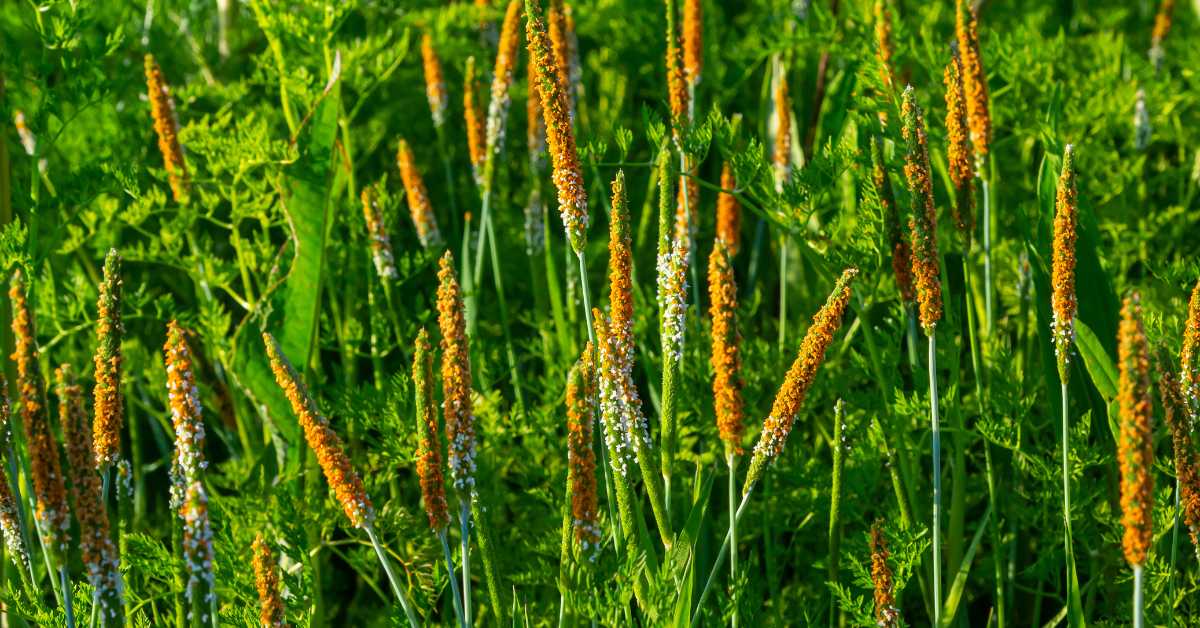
[929,334,942,626]
[981,173,992,335]
[728,454,739,628]
[459,501,473,628]
[1132,564,1144,628]
[439,530,467,628]
[1061,381,1085,627]
[577,252,596,347]
[828,400,846,628]
[690,489,752,627]
[472,493,504,625]
[481,198,527,414]
[1168,477,1180,628]
[778,235,788,347]
[60,565,74,628]
[364,523,420,628]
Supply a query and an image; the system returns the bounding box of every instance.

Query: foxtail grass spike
[526,0,589,254]
[1162,370,1200,560]
[607,171,636,376]
[11,271,71,556]
[1051,145,1078,383]
[665,0,690,129]
[527,57,548,172]
[901,86,943,335]
[252,534,287,628]
[165,321,207,509]
[955,0,991,157]
[437,252,477,493]
[264,332,375,528]
[874,1,895,94]
[682,0,702,86]
[0,460,30,578]
[144,54,189,203]
[592,311,636,477]
[413,329,450,531]
[709,240,744,458]
[180,481,216,622]
[93,249,125,470]
[360,185,399,280]
[566,346,601,560]
[59,364,123,622]
[773,70,791,190]
[546,0,574,122]
[657,235,689,367]
[944,46,975,245]
[1181,279,1200,423]
[485,1,523,166]
[397,140,443,249]
[744,267,858,492]
[1117,293,1153,569]
[716,161,741,255]
[464,56,487,186]
[870,521,900,628]
[421,33,448,128]
[872,136,913,303]
[1149,0,1175,69]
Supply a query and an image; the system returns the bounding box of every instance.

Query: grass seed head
[1117,292,1153,567]
[421,33,448,128]
[264,332,375,528]
[1180,279,1200,423]
[566,346,601,560]
[870,520,899,627]
[436,252,477,493]
[144,54,190,203]
[1051,145,1079,382]
[709,240,744,458]
[872,136,914,303]
[252,534,287,628]
[665,2,690,131]
[527,57,548,172]
[93,249,124,469]
[874,1,895,93]
[1162,369,1200,558]
[901,86,943,334]
[486,1,524,164]
[360,185,399,279]
[11,271,71,555]
[682,0,702,86]
[716,161,741,255]
[526,0,589,254]
[464,56,487,186]
[165,321,207,509]
[944,46,975,245]
[955,0,991,157]
[1149,0,1175,67]
[0,460,31,583]
[608,171,636,375]
[546,0,575,122]
[413,329,450,531]
[744,267,858,492]
[396,139,443,249]
[180,481,216,618]
[773,71,791,189]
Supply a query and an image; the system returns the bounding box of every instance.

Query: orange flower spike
[93,249,125,469]
[955,0,991,157]
[264,332,375,528]
[709,241,744,458]
[413,329,450,531]
[1180,280,1200,421]
[527,57,547,169]
[870,521,900,627]
[1117,293,1153,568]
[436,252,477,492]
[944,47,975,245]
[485,1,524,163]
[566,347,601,559]
[252,534,287,628]
[664,0,690,130]
[872,137,913,303]
[1051,145,1078,383]
[607,171,635,370]
[716,162,741,256]
[773,72,791,189]
[10,272,71,555]
[396,139,443,249]
[1149,0,1176,67]
[526,0,589,254]
[144,54,190,203]
[59,364,122,619]
[682,0,702,87]
[180,481,216,616]
[165,321,207,507]
[421,33,448,128]
[464,56,487,186]
[744,267,858,492]
[874,1,895,92]
[0,459,31,579]
[546,0,572,99]
[360,185,399,280]
[1162,370,1200,558]
[901,86,943,335]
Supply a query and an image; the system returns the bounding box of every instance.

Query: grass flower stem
[728,454,739,628]
[60,565,74,628]
[7,449,38,597]
[477,185,527,412]
[690,489,752,627]
[458,501,473,628]
[439,530,467,628]
[828,400,846,628]
[906,305,920,371]
[929,334,942,626]
[577,252,596,347]
[1133,564,1144,628]
[778,235,788,347]
[364,523,420,628]
[982,174,992,334]
[1061,381,1084,626]
[1168,478,1180,628]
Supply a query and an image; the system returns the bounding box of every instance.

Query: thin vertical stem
[459,501,473,628]
[577,252,596,347]
[364,523,420,628]
[61,565,74,628]
[982,176,993,334]
[778,235,788,347]
[828,400,845,628]
[1168,477,1180,627]
[728,455,739,628]
[906,305,920,372]
[929,334,941,626]
[439,530,467,628]
[690,490,753,628]
[1133,564,1144,628]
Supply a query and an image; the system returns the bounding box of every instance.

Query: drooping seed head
[360,185,399,280]
[485,1,524,164]
[1051,145,1079,383]
[566,346,601,561]
[464,56,487,186]
[180,481,216,619]
[870,520,900,627]
[901,86,943,335]
[872,136,914,303]
[413,329,449,531]
[252,534,287,628]
[1117,292,1153,567]
[955,0,991,157]
[773,71,792,190]
[526,0,589,254]
[436,252,477,493]
[1162,369,1200,560]
[396,139,443,249]
[165,321,207,510]
[944,46,975,245]
[93,249,125,469]
[144,54,190,203]
[744,267,858,492]
[716,161,741,256]
[709,241,744,458]
[421,33,448,128]
[11,272,71,555]
[264,332,374,527]
[1180,280,1200,424]
[59,364,122,620]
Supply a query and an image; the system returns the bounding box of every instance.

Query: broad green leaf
[939,504,991,627]
[1075,319,1118,404]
